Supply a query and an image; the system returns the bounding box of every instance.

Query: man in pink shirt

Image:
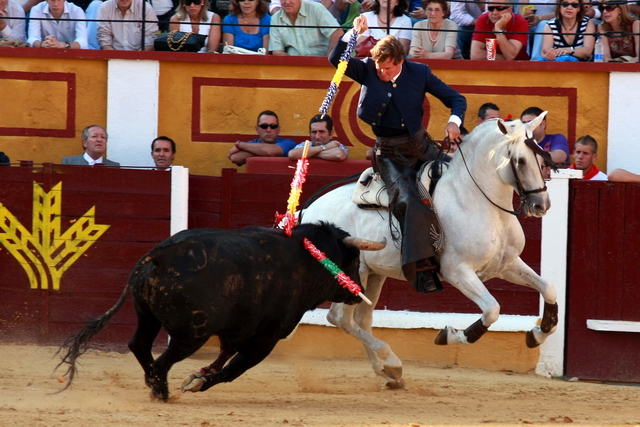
[470,0,530,60]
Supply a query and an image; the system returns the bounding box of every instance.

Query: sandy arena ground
[1,344,639,427]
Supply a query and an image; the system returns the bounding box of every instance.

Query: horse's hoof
[385,377,406,390]
[434,327,449,345]
[525,330,540,348]
[181,375,205,393]
[382,365,403,382]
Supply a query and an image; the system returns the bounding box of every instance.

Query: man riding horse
[329,15,467,294]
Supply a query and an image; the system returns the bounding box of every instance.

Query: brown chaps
[374,129,449,286]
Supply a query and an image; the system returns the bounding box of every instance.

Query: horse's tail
[53,254,153,392]
[299,173,361,222]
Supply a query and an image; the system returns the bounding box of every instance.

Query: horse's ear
[497,119,508,135]
[525,111,548,132]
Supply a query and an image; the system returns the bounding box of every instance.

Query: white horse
[300,113,559,389]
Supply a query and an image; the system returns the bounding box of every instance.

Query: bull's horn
[343,236,387,251]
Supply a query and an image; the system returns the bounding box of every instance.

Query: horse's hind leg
[328,274,404,389]
[499,257,558,348]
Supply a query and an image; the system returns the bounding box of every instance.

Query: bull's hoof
[180,374,206,393]
[434,327,449,345]
[525,330,540,348]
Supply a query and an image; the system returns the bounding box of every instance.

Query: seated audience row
[1,0,637,61]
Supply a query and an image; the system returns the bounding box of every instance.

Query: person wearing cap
[470,0,530,60]
[228,110,297,166]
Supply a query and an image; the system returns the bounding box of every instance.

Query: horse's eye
[518,158,526,166]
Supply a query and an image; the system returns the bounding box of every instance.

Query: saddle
[351,161,449,209]
[351,161,448,254]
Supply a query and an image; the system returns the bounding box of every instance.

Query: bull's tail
[54,255,153,392]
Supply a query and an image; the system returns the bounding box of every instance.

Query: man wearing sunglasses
[228,110,297,166]
[470,0,530,60]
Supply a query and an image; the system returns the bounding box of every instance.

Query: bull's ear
[497,119,508,135]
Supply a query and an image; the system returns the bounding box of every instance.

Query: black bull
[56,222,384,401]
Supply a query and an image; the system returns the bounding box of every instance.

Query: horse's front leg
[435,265,501,345]
[499,257,558,348]
[327,277,404,389]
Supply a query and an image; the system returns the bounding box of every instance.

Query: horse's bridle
[457,132,557,217]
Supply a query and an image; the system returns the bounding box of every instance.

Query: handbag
[154,30,207,52]
[355,35,378,58]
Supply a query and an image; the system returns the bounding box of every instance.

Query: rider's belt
[375,128,427,157]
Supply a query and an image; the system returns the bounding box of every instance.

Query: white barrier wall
[608,72,640,172]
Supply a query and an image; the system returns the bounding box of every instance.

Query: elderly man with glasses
[470,0,530,60]
[228,110,298,166]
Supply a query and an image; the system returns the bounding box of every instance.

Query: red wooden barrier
[565,180,640,382]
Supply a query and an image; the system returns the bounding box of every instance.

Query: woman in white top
[410,0,461,59]
[169,0,221,53]
[355,0,412,56]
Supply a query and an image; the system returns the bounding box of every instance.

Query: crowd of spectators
[0,0,638,60]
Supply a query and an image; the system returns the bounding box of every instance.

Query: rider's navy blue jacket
[329,39,466,137]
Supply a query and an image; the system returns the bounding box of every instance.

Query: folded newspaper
[222,44,267,55]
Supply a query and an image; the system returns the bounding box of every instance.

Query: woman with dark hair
[354,0,412,56]
[169,0,221,53]
[598,1,639,62]
[539,0,595,61]
[222,0,270,52]
[410,0,461,59]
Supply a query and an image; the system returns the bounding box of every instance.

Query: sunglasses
[184,0,202,5]
[258,123,279,129]
[487,5,509,11]
[560,2,580,8]
[239,0,256,2]
[600,4,619,11]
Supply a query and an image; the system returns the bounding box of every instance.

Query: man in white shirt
[98,0,158,50]
[0,0,26,42]
[62,125,121,166]
[28,0,88,48]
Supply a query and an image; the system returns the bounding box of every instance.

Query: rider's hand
[353,14,368,34]
[445,122,461,143]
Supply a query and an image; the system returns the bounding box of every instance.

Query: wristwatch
[321,144,326,150]
[570,46,575,54]
[65,42,71,49]
[494,29,506,36]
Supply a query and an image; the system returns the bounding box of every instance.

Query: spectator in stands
[608,168,640,182]
[447,125,469,154]
[410,0,462,59]
[62,125,120,166]
[228,110,297,166]
[450,0,484,59]
[470,0,530,60]
[519,0,557,54]
[598,1,639,62]
[85,0,103,49]
[477,102,500,124]
[351,0,412,57]
[269,0,343,56]
[97,0,158,50]
[152,0,176,31]
[0,151,10,166]
[0,0,26,43]
[28,0,88,49]
[520,106,569,164]
[222,0,270,52]
[170,0,221,53]
[151,136,176,170]
[537,0,595,62]
[288,114,348,161]
[569,135,607,180]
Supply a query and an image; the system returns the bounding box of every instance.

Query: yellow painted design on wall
[0,181,110,290]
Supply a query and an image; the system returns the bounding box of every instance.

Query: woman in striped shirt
[539,0,595,61]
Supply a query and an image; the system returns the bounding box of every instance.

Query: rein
[457,133,553,217]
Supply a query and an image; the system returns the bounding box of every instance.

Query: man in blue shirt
[228,110,297,166]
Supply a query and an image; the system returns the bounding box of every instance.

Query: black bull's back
[134,225,363,344]
[56,222,363,401]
